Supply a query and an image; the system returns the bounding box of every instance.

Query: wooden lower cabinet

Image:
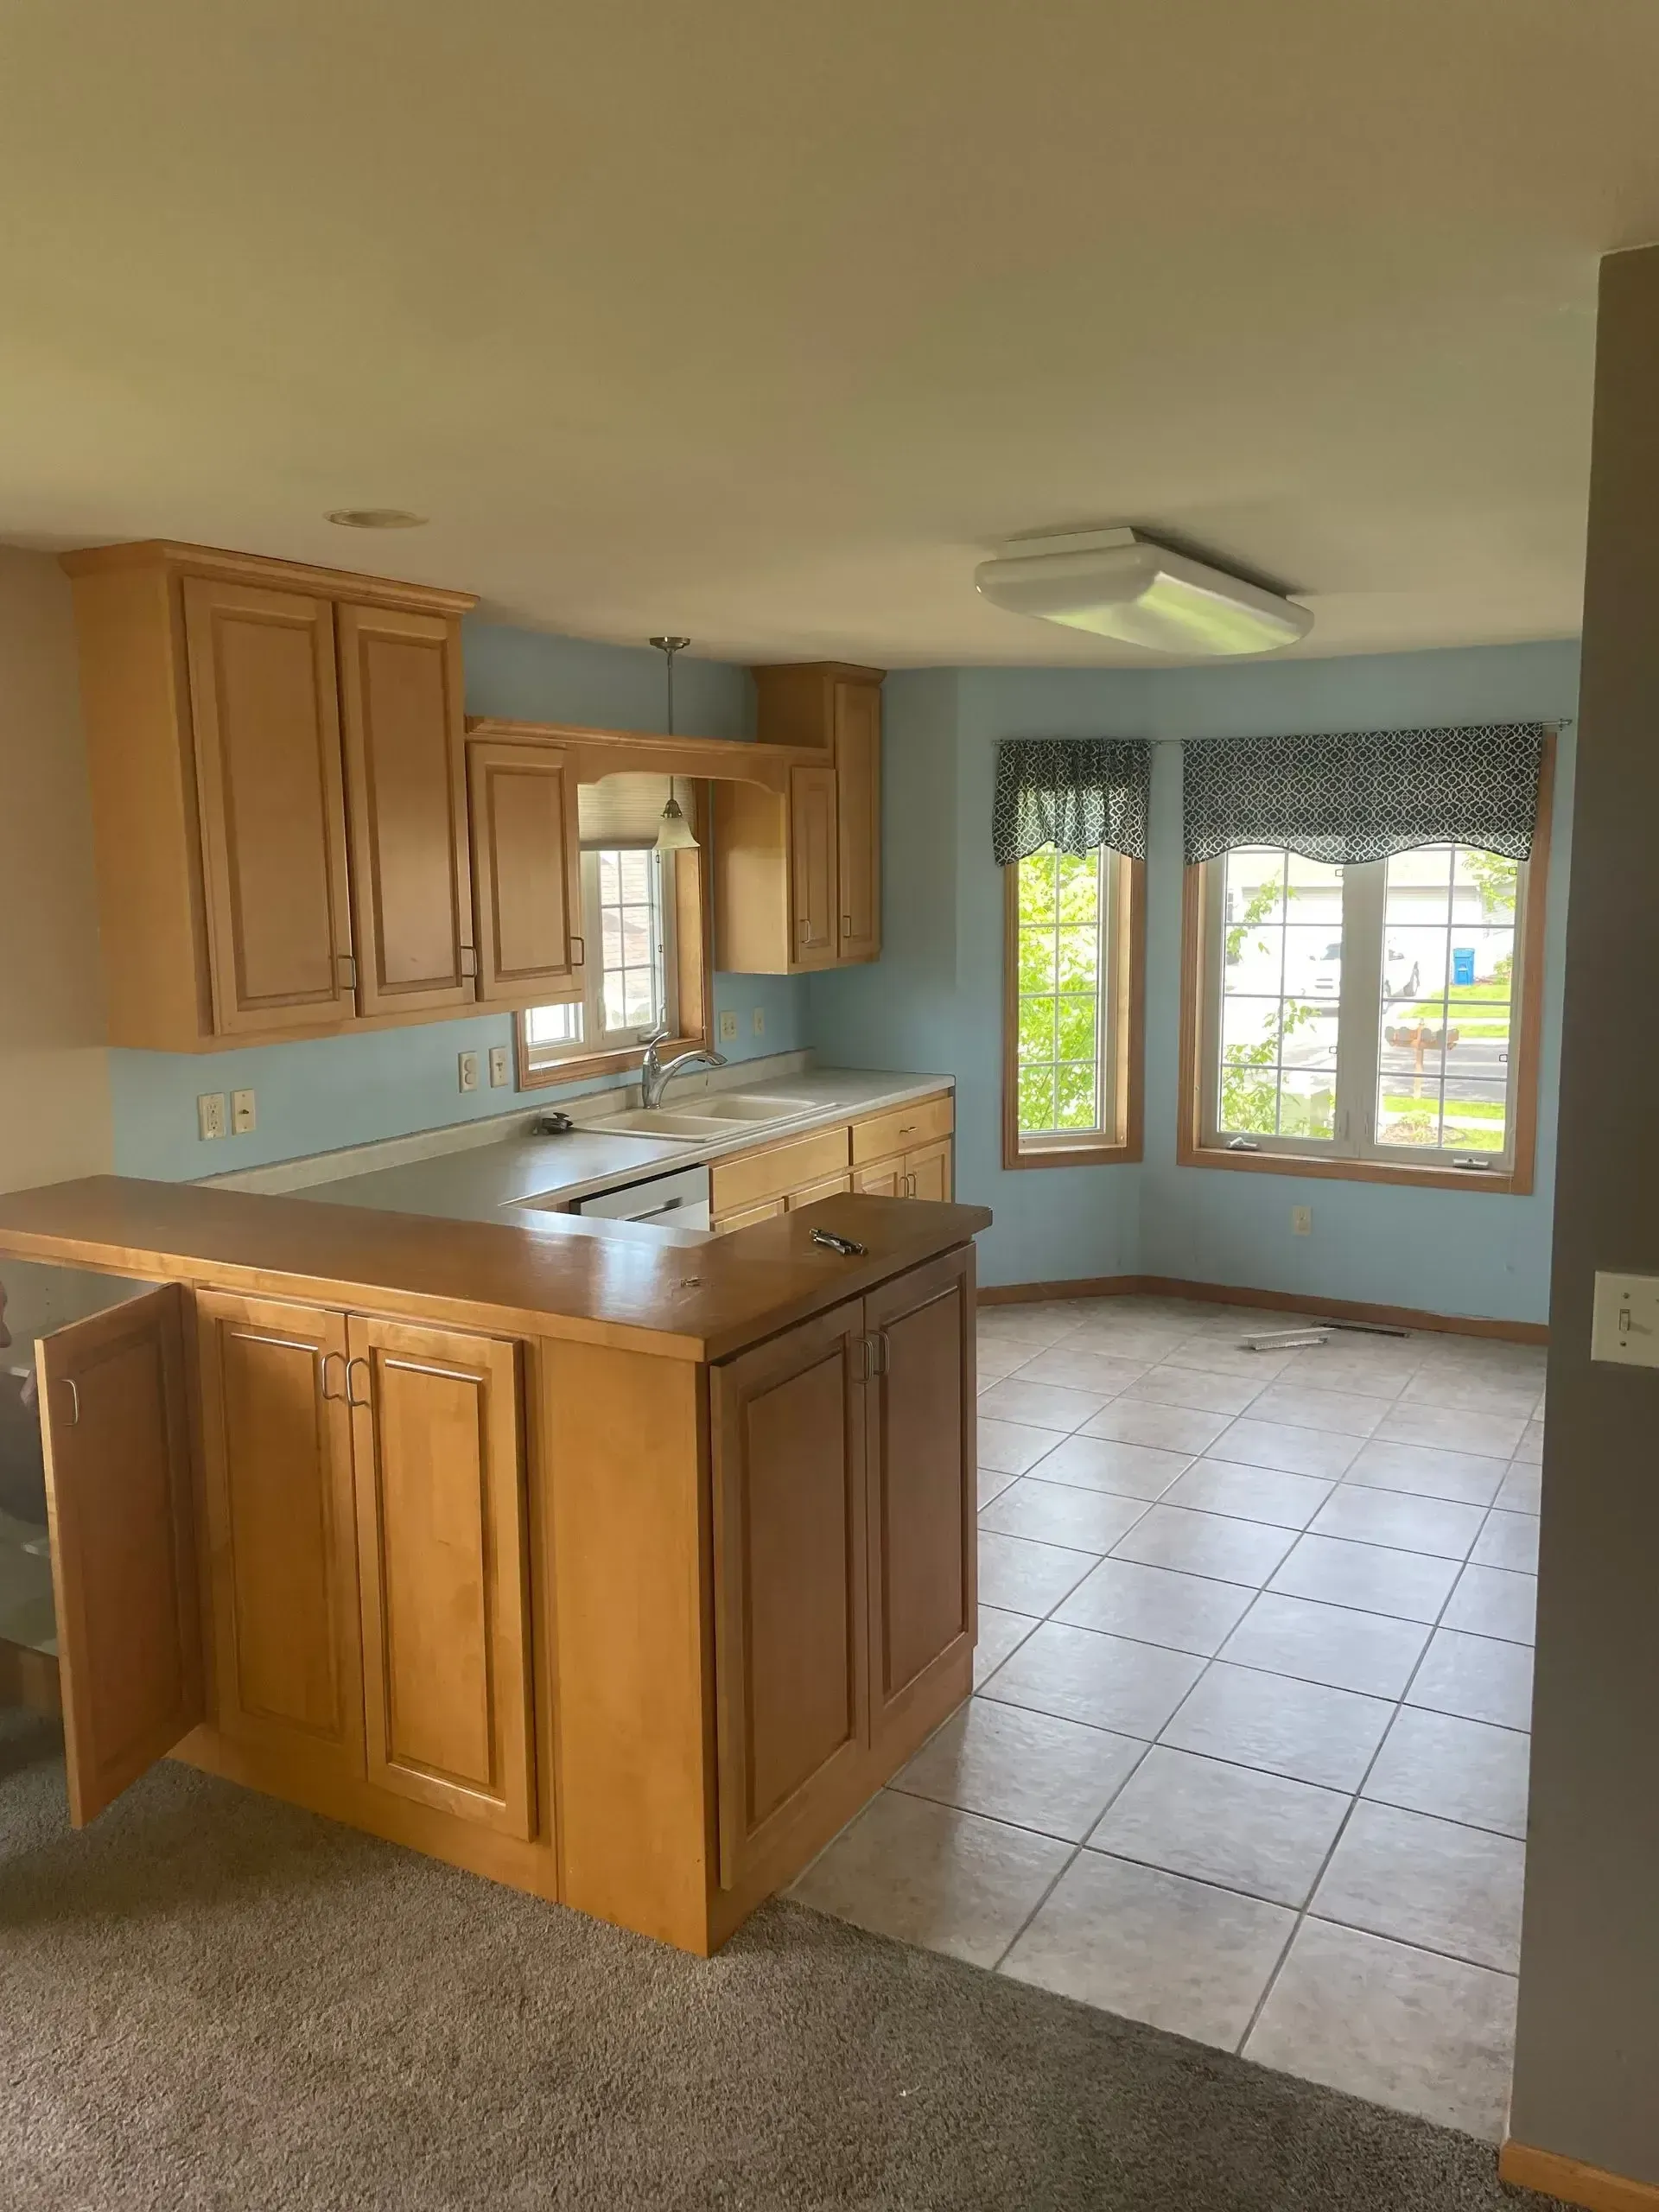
[712,1194,786,1233]
[348,1316,534,1840]
[853,1136,954,1203]
[711,1302,868,1891]
[194,1291,364,1780]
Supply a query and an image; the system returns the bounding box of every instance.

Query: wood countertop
[0,1176,991,1361]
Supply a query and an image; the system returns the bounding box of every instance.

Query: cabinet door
[835,681,881,963]
[337,603,476,1016]
[906,1137,953,1203]
[182,577,357,1033]
[711,1300,868,1888]
[348,1319,533,1838]
[467,739,584,1004]
[35,1286,203,1824]
[788,762,838,970]
[852,1157,904,1198]
[785,1173,854,1209]
[864,1248,975,1751]
[194,1293,363,1778]
[714,1195,787,1234]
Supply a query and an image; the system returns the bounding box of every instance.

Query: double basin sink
[599,1093,822,1144]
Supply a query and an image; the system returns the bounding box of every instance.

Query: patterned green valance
[993,739,1151,866]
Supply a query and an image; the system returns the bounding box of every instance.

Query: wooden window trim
[1175,736,1554,1198]
[515,841,715,1092]
[1001,853,1145,1172]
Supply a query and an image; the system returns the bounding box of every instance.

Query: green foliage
[1224,863,1292,963]
[1019,995,1054,1059]
[1218,992,1324,1137]
[1056,994,1096,1060]
[1460,849,1518,920]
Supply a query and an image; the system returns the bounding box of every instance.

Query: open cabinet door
[36,1284,204,1825]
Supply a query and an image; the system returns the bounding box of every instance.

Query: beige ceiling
[2,1,1656,666]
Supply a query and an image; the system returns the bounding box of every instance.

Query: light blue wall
[811,639,1580,1320]
[109,620,808,1180]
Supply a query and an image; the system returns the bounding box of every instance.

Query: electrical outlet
[488,1045,511,1088]
[718,1009,738,1044]
[752,1006,766,1038]
[230,1088,257,1135]
[1292,1205,1313,1236]
[458,1050,480,1093]
[196,1092,227,1141]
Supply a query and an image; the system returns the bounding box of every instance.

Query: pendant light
[650,634,700,852]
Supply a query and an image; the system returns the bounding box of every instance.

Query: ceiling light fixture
[650,635,700,852]
[325,507,429,530]
[974,527,1312,656]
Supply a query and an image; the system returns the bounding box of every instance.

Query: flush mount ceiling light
[974,527,1313,656]
[325,507,429,529]
[650,635,701,852]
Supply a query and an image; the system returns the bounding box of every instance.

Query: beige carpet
[0,1710,1561,2211]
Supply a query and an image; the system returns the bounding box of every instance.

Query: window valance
[1181,722,1548,866]
[993,738,1151,866]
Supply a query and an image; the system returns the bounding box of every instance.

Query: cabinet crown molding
[60,538,477,617]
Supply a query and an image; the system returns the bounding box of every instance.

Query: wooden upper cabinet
[35,1285,203,1825]
[182,577,357,1033]
[863,1249,975,1753]
[194,1291,364,1780]
[711,662,884,976]
[834,679,881,961]
[711,1300,868,1890]
[789,762,838,969]
[61,540,477,1050]
[348,1317,534,1840]
[336,602,475,1016]
[466,738,584,1004]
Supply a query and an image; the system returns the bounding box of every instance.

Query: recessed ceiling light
[325,507,429,530]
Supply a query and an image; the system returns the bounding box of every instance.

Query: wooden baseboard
[0,1635,61,1718]
[976,1273,1548,1346]
[1500,2141,1659,2210]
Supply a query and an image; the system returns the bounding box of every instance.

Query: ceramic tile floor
[793,1295,1542,2143]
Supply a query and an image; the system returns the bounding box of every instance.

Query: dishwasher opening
[569,1165,712,1230]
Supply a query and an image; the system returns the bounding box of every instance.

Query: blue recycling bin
[1452,947,1476,987]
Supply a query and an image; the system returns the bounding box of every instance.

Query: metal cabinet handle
[842,913,852,938]
[336,951,358,989]
[569,935,585,965]
[321,1352,346,1402]
[60,1376,79,1427]
[460,944,478,980]
[346,1357,372,1408]
[903,1173,917,1197]
[798,918,810,942]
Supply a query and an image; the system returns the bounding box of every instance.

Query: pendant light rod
[649,634,691,735]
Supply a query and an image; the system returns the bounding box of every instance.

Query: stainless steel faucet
[640,1023,728,1109]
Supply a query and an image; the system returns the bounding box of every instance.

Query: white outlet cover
[458,1051,480,1093]
[197,1092,227,1141]
[1591,1272,1659,1368]
[718,1010,738,1043]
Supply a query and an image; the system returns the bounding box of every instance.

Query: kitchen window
[1181,817,1551,1192]
[1002,843,1144,1167]
[518,776,713,1088]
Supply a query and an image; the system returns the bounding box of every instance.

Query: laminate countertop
[0,1176,990,1363]
[286,1067,955,1230]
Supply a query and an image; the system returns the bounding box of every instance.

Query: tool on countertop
[810,1229,868,1257]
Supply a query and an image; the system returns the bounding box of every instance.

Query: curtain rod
[1083,719,1572,747]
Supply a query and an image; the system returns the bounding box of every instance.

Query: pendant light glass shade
[655,791,698,852]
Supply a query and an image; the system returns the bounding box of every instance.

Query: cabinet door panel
[338,603,475,1015]
[350,1319,533,1838]
[183,577,355,1033]
[865,1248,975,1750]
[194,1293,362,1776]
[35,1285,202,1825]
[467,740,583,1002]
[785,1173,853,1209]
[906,1137,953,1203]
[835,681,880,962]
[713,1195,787,1234]
[712,1301,868,1888]
[788,763,838,970]
[852,1157,904,1198]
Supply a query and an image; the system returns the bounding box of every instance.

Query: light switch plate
[1292,1205,1313,1236]
[197,1092,227,1141]
[488,1046,511,1088]
[752,1006,766,1038]
[1591,1271,1659,1368]
[230,1088,256,1135]
[458,1050,480,1094]
[718,1010,738,1044]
